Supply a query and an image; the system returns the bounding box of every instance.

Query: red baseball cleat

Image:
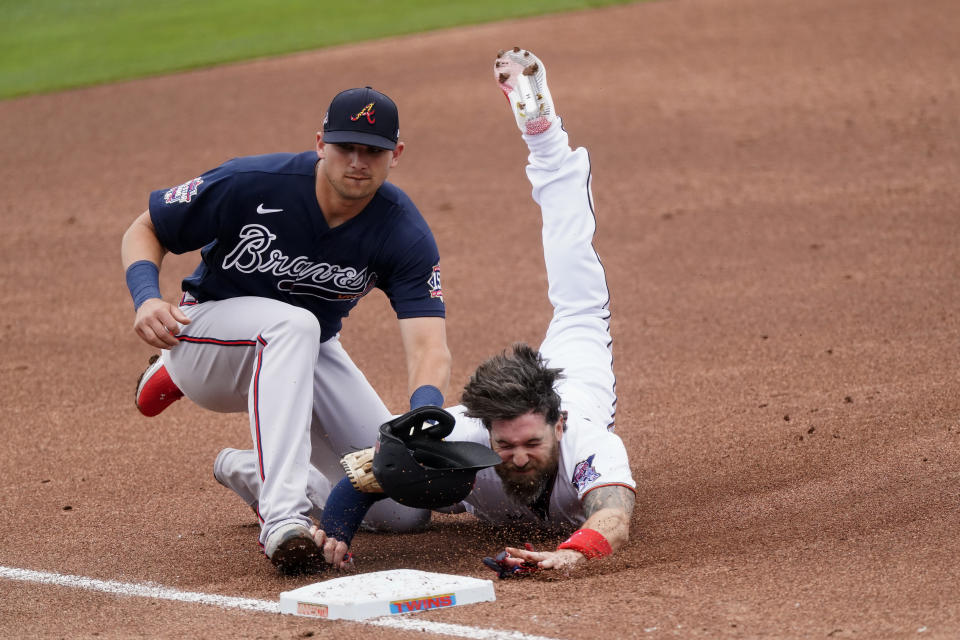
[135,354,184,417]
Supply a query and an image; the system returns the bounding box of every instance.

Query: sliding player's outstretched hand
[481,544,541,579]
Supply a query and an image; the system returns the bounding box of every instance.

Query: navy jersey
[148,151,445,341]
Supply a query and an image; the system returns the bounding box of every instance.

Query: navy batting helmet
[372,406,502,509]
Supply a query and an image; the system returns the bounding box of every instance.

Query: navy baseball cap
[322,87,399,150]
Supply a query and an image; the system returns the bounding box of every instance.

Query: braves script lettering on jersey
[207,51,634,576]
[222,224,378,300]
[150,151,444,341]
[214,124,635,537]
[146,149,445,554]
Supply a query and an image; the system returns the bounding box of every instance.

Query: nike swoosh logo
[256,204,284,214]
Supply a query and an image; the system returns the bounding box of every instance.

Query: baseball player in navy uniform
[121,86,451,575]
[216,48,637,576]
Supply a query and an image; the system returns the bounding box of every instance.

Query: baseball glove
[340,448,384,494]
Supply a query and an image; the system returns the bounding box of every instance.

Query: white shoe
[213,448,262,519]
[213,448,233,487]
[495,47,556,135]
[263,522,324,575]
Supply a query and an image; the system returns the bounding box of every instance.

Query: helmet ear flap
[371,408,502,509]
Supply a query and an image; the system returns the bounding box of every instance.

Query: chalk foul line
[0,565,560,640]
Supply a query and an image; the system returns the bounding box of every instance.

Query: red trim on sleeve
[581,482,637,498]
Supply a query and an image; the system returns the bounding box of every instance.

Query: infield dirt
[1,0,958,638]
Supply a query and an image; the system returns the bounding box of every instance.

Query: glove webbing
[340,448,384,494]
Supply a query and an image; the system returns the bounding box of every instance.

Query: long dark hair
[460,343,564,429]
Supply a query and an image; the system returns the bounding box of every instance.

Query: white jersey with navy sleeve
[446,406,634,530]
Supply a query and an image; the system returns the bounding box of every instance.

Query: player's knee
[362,500,431,533]
[266,304,322,343]
[286,305,322,333]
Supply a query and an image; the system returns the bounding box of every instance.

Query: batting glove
[481,546,540,579]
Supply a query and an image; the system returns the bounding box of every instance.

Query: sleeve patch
[428,264,443,302]
[163,177,204,204]
[571,454,601,491]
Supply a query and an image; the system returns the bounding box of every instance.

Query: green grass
[0,0,636,100]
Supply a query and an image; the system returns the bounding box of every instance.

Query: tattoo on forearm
[583,485,635,518]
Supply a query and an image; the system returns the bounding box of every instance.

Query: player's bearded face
[319,142,398,201]
[490,412,563,504]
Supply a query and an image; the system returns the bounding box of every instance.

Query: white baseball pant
[162,295,428,546]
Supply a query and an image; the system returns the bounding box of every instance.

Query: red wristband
[556,528,612,559]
